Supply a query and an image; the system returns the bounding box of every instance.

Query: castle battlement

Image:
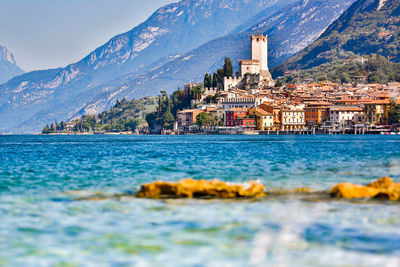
[224,76,242,82]
[251,34,268,41]
[223,76,243,91]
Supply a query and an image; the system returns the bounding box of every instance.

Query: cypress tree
[212,73,218,87]
[204,73,210,88]
[217,69,225,84]
[223,57,233,77]
[162,98,175,128]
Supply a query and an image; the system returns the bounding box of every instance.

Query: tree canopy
[196,112,212,127]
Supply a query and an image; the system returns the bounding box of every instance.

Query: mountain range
[74,0,356,119]
[0,0,356,133]
[272,0,400,76]
[0,45,24,84]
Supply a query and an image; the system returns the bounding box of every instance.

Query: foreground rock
[330,177,400,201]
[136,179,266,199]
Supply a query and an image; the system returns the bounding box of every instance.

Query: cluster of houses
[175,34,400,134]
[177,81,400,133]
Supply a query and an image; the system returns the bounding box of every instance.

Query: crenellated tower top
[250,34,268,42]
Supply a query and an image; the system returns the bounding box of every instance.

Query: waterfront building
[222,98,257,111]
[238,117,257,131]
[304,102,331,126]
[329,106,364,124]
[249,107,274,130]
[224,108,249,127]
[280,109,305,131]
[364,100,391,125]
[177,109,202,127]
[259,103,283,129]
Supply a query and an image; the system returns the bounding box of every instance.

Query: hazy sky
[0,0,175,71]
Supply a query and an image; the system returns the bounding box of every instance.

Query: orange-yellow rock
[330,183,381,199]
[330,177,400,201]
[136,179,266,199]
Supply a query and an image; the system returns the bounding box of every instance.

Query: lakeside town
[43,34,400,136]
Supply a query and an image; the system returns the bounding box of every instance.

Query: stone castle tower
[251,34,269,74]
[223,34,274,90]
[250,34,274,86]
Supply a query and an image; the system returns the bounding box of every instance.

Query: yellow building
[364,100,390,125]
[259,103,281,127]
[249,108,274,130]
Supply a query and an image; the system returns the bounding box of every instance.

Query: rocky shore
[69,177,400,203]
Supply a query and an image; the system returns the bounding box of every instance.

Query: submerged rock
[330,177,400,201]
[136,179,266,199]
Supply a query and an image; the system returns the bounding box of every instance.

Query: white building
[222,98,257,111]
[222,97,273,111]
[280,109,305,131]
[329,106,364,123]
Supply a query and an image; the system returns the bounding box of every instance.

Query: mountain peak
[0,45,17,65]
[0,45,24,84]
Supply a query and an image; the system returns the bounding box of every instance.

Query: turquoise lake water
[0,135,400,266]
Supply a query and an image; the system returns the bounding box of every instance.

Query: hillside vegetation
[42,97,157,134]
[281,54,400,84]
[273,0,400,77]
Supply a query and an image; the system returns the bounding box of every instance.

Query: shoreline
[32,132,400,136]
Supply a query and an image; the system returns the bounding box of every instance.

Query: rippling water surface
[1,135,400,266]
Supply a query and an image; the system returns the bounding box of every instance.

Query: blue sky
[0,0,175,71]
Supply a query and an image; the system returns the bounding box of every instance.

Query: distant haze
[0,0,175,71]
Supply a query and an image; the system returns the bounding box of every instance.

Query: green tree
[125,119,140,131]
[204,73,212,88]
[192,85,203,101]
[223,57,233,77]
[157,95,162,116]
[60,121,66,131]
[389,101,400,125]
[104,125,112,132]
[212,73,218,87]
[196,112,212,127]
[217,69,225,84]
[83,122,92,131]
[162,98,175,129]
[42,125,51,134]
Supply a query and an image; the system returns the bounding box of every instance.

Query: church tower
[251,34,269,75]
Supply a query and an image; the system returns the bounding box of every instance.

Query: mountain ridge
[272,0,400,77]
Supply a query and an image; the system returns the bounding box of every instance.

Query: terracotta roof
[365,99,391,105]
[254,108,273,116]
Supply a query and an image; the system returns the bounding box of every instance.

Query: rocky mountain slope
[0,0,288,133]
[0,45,24,84]
[272,0,400,76]
[73,0,355,120]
